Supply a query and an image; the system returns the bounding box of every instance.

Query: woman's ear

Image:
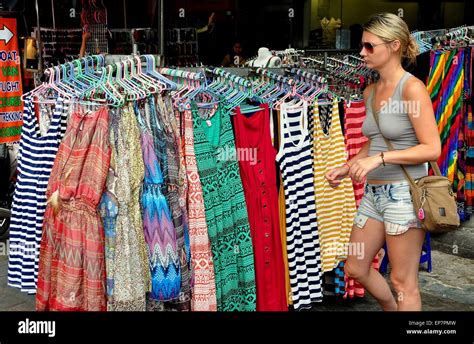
[390,39,401,53]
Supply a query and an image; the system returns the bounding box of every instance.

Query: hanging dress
[183,107,217,311]
[312,100,356,272]
[134,100,182,304]
[155,95,191,310]
[233,103,287,311]
[275,109,292,307]
[98,108,121,309]
[276,101,323,311]
[343,100,369,206]
[192,103,256,311]
[341,100,379,299]
[109,103,150,311]
[36,105,110,311]
[8,97,67,294]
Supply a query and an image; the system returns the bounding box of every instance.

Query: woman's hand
[325,164,350,188]
[348,155,382,183]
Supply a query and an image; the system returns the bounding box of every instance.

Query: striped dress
[276,101,323,311]
[312,100,356,273]
[8,97,67,294]
[343,100,368,206]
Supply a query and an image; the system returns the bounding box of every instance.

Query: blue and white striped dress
[275,101,323,310]
[8,96,67,294]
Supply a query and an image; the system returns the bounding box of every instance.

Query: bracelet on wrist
[380,152,386,166]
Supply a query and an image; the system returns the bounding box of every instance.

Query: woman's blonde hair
[363,13,419,65]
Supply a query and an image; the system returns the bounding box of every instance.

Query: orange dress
[36,107,111,311]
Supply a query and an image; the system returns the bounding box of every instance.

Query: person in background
[221,41,246,67]
[79,29,91,58]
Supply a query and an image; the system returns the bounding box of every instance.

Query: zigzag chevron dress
[135,100,182,305]
[36,106,111,311]
[192,103,256,311]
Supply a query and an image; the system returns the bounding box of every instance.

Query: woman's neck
[376,59,405,85]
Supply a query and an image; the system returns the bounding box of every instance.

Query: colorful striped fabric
[464,48,474,216]
[312,100,356,273]
[429,50,465,182]
[343,100,368,206]
[340,100,382,299]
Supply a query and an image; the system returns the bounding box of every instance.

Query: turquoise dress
[191,103,256,311]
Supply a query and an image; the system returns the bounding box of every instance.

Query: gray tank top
[362,71,428,181]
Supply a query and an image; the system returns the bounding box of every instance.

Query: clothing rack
[160,67,205,81]
[411,26,474,54]
[289,68,327,84]
[253,67,295,86]
[205,67,252,88]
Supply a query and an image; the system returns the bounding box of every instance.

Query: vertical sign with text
[0,18,23,143]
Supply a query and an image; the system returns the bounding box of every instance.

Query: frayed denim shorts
[354,181,423,235]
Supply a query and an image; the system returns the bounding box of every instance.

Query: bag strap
[370,91,443,189]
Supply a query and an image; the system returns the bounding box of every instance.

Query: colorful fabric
[183,108,217,311]
[343,100,368,206]
[429,50,464,183]
[465,48,474,216]
[36,105,110,311]
[136,100,181,303]
[312,100,356,272]
[108,103,150,311]
[192,103,256,311]
[154,95,191,310]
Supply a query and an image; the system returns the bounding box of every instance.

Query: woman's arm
[382,77,441,164]
[347,140,370,167]
[348,77,441,182]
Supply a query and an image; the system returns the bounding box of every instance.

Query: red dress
[233,104,287,311]
[36,107,111,311]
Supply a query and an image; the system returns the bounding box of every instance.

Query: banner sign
[0,18,23,143]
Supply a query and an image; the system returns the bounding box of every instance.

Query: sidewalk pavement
[0,248,472,312]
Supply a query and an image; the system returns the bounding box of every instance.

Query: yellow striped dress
[312,99,356,272]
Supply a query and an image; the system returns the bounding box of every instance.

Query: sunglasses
[359,41,392,53]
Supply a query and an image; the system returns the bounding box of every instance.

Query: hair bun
[404,35,419,65]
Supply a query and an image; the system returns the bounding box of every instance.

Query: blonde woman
[325,13,441,311]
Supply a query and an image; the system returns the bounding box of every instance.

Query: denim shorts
[354,181,423,235]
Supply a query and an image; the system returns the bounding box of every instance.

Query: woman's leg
[385,228,425,311]
[344,218,397,311]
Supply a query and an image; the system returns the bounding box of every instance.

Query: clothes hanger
[143,56,178,90]
[133,55,164,93]
[104,64,125,107]
[116,60,145,100]
[22,67,72,104]
[124,57,158,96]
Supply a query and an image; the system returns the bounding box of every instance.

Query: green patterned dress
[192,103,256,311]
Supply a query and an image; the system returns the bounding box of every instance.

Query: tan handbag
[372,108,460,233]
